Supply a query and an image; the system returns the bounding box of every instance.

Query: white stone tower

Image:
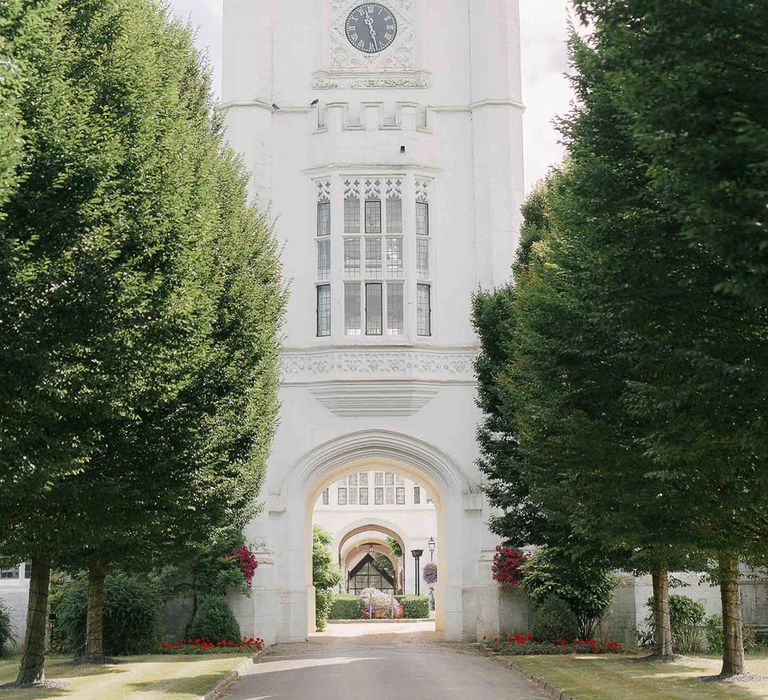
[222,0,525,643]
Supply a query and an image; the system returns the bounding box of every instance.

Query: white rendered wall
[0,565,29,649]
[222,0,524,644]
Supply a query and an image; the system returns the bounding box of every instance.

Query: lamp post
[411,549,423,596]
[428,537,435,563]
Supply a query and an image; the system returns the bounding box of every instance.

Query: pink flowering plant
[158,636,265,655]
[360,588,403,619]
[229,545,258,588]
[492,546,528,588]
[422,563,438,585]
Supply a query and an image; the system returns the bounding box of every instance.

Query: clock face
[346,4,398,54]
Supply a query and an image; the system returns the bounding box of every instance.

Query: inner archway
[312,465,439,628]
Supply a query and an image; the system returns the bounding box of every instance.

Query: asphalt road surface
[224,621,548,700]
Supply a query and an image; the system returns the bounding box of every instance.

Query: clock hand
[364,14,378,49]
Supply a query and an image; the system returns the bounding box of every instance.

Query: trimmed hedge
[396,595,430,619]
[329,595,364,620]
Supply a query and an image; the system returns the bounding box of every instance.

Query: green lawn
[509,654,768,700]
[0,653,248,699]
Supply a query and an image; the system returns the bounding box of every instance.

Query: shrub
[54,572,161,656]
[532,595,579,643]
[0,598,14,656]
[645,594,706,654]
[703,614,757,654]
[329,595,365,620]
[188,596,241,644]
[315,588,334,631]
[522,546,616,639]
[396,595,430,619]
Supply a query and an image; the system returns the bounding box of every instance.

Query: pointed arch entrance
[263,429,475,641]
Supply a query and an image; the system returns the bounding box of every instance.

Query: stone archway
[246,429,477,643]
[337,522,405,595]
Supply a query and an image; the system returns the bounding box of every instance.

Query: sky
[167,1,574,191]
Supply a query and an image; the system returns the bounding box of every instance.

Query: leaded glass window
[387,284,404,336]
[317,285,331,337]
[365,200,382,234]
[417,284,431,336]
[416,201,429,237]
[345,198,361,234]
[386,237,403,276]
[317,202,331,237]
[345,283,362,336]
[365,283,383,336]
[366,238,383,277]
[344,238,362,277]
[417,238,429,279]
[317,239,330,281]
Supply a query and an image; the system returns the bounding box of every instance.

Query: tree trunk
[651,561,673,658]
[719,554,745,677]
[16,556,51,685]
[85,561,108,660]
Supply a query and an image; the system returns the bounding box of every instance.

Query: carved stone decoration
[312,72,431,90]
[350,76,429,89]
[281,348,478,385]
[344,179,361,200]
[415,178,430,203]
[320,0,426,89]
[385,178,403,200]
[364,179,382,200]
[316,180,331,202]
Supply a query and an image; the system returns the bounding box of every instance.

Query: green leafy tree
[0,0,283,681]
[575,1,768,305]
[572,0,768,677]
[473,37,705,662]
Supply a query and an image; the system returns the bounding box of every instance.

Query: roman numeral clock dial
[345,3,398,54]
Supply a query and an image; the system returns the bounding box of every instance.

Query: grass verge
[0,652,248,699]
[508,654,768,700]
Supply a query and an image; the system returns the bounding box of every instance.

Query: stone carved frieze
[281,348,478,384]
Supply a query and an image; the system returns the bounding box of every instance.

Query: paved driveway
[224,622,548,700]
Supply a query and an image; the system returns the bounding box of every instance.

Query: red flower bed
[481,633,624,656]
[157,636,265,655]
